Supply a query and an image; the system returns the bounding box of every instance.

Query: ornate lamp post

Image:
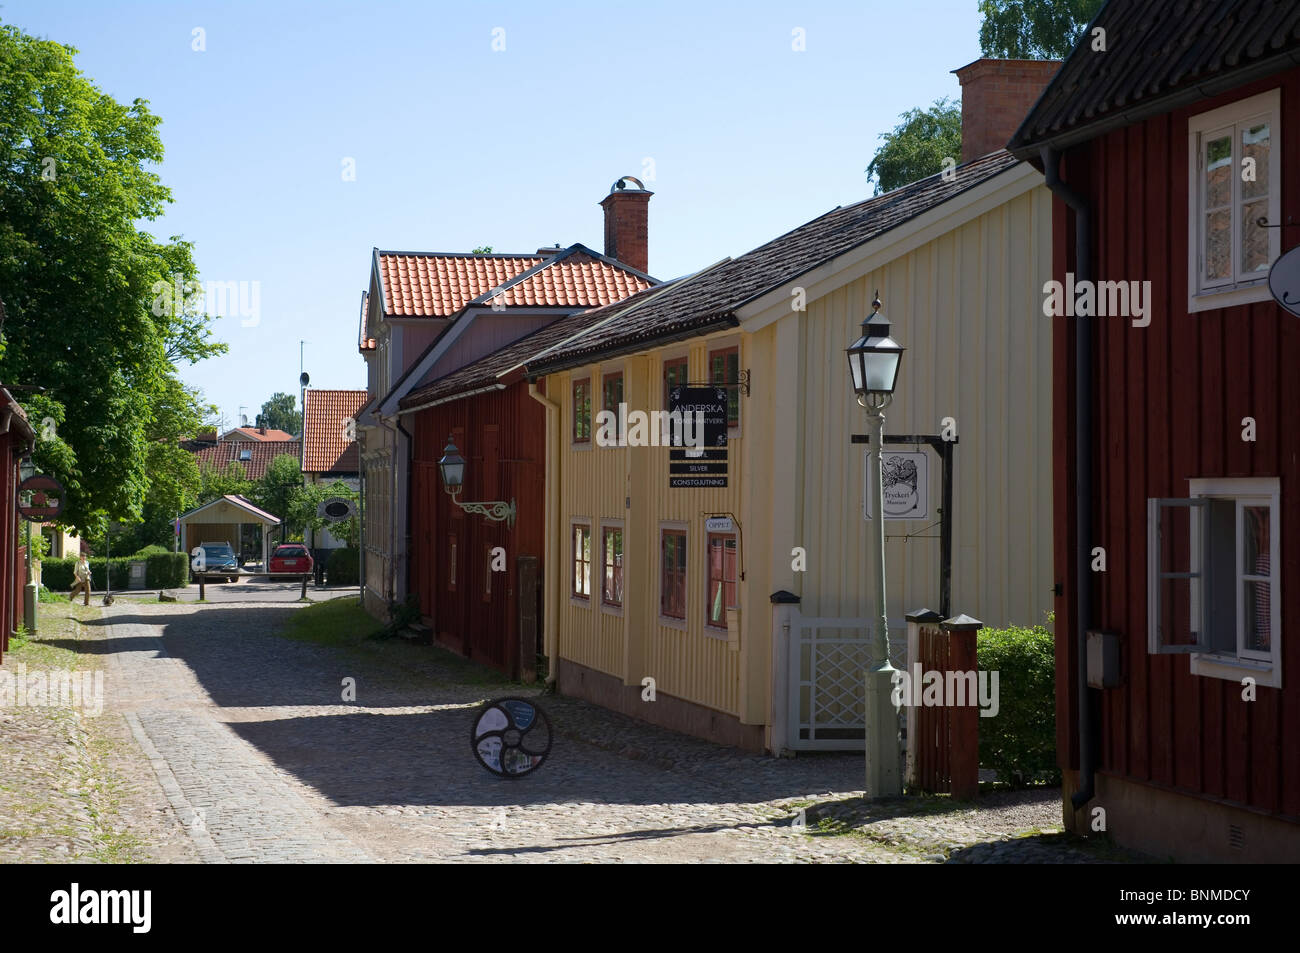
[845,292,904,798]
[437,437,516,528]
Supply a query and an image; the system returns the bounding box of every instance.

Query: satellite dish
[240,414,249,427]
[300,372,310,387]
[1267,243,1300,318]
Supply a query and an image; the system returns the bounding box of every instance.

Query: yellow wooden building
[515,151,1054,752]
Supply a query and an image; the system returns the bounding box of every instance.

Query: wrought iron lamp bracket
[447,486,516,529]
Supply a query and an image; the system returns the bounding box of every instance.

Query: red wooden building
[1010,0,1300,861]
[1,386,36,662]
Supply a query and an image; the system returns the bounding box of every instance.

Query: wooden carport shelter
[179,494,281,568]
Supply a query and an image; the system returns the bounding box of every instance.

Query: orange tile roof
[222,427,296,442]
[303,389,368,474]
[374,245,654,318]
[377,253,542,317]
[358,290,375,351]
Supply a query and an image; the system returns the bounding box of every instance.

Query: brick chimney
[953,59,1060,162]
[600,176,652,274]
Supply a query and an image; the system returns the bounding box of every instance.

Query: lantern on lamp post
[437,437,516,528]
[845,292,905,799]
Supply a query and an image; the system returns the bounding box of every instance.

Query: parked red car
[268,543,313,577]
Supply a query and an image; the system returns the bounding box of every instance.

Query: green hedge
[40,552,188,591]
[41,556,132,592]
[146,552,188,589]
[976,624,1059,787]
[327,547,360,586]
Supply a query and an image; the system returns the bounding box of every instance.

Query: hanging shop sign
[864,450,929,520]
[668,386,729,487]
[18,474,64,521]
[317,497,356,522]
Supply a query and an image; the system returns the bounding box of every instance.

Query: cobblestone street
[1,599,1125,863]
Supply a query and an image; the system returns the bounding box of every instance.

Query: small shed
[179,495,281,568]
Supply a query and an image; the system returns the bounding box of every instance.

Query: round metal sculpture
[471,697,552,779]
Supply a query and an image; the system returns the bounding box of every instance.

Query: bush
[133,544,171,558]
[40,556,134,592]
[326,547,360,586]
[145,552,188,589]
[977,624,1058,787]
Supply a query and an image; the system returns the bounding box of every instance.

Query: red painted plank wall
[1055,68,1300,819]
[408,381,546,679]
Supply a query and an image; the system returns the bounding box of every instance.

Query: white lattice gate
[786,616,874,750]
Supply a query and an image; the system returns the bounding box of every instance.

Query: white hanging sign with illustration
[864,450,928,521]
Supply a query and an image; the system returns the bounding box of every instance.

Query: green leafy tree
[0,23,225,532]
[865,98,962,195]
[198,459,252,504]
[255,392,302,435]
[293,480,359,547]
[978,0,1104,60]
[251,454,303,540]
[471,245,493,254]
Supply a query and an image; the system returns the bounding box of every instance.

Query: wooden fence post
[904,608,943,789]
[942,613,983,800]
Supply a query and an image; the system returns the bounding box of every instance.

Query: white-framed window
[1186,89,1281,313]
[571,519,592,604]
[1147,477,1282,687]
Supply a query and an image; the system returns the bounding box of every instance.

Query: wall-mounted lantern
[437,436,516,529]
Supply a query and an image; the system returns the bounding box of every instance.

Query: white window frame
[1186,89,1281,313]
[1148,477,1281,687]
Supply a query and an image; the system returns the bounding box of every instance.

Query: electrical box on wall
[1086,630,1122,689]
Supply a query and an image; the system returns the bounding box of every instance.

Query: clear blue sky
[5,0,983,428]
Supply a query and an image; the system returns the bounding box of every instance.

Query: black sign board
[667,386,728,449]
[667,386,729,487]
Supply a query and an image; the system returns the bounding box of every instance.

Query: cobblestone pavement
[4,600,1132,863]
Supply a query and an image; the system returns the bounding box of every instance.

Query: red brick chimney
[600,176,652,274]
[953,59,1060,162]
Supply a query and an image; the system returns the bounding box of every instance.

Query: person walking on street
[69,553,91,606]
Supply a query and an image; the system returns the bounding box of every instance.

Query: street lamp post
[846,292,905,799]
[19,456,37,635]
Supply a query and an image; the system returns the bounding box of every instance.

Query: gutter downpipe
[528,380,561,687]
[1041,146,1096,810]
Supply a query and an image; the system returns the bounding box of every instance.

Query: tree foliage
[255,392,301,435]
[0,23,224,532]
[865,98,962,195]
[978,0,1104,60]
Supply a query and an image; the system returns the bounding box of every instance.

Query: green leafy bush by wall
[327,547,360,586]
[145,552,188,588]
[977,624,1058,786]
[40,556,138,592]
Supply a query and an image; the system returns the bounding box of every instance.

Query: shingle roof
[1009,0,1300,155]
[524,151,1021,374]
[303,389,367,473]
[374,245,654,318]
[193,440,300,482]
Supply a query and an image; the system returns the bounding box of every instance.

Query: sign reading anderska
[668,386,729,487]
